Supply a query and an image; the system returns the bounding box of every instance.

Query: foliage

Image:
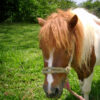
[1,0,100,23]
[0,0,76,23]
[12,0,58,22]
[81,0,100,17]
[52,0,77,10]
[92,1,100,17]
[0,0,18,23]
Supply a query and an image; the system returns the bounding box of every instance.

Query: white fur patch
[82,73,93,100]
[79,80,83,94]
[94,23,100,65]
[45,49,54,93]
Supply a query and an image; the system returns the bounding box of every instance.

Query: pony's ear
[69,15,78,29]
[37,18,46,26]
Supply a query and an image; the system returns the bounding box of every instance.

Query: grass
[0,23,100,100]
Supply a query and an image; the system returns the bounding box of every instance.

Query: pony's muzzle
[43,85,62,98]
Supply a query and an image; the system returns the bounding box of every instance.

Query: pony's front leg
[79,73,93,100]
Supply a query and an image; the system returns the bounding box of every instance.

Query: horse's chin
[46,82,64,98]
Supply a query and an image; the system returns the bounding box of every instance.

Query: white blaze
[45,49,54,93]
[80,73,93,100]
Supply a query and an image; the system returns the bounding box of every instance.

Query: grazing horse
[37,8,100,100]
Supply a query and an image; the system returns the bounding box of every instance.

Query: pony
[37,8,100,100]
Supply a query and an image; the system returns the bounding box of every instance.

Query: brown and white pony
[37,8,100,100]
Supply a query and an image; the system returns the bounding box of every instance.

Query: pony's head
[38,9,83,98]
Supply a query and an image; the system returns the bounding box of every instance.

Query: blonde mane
[39,9,84,66]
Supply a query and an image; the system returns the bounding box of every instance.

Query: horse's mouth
[46,89,63,98]
[45,81,65,98]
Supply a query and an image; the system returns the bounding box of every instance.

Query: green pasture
[0,23,100,100]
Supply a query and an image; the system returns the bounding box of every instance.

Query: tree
[81,0,100,17]
[0,0,77,23]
